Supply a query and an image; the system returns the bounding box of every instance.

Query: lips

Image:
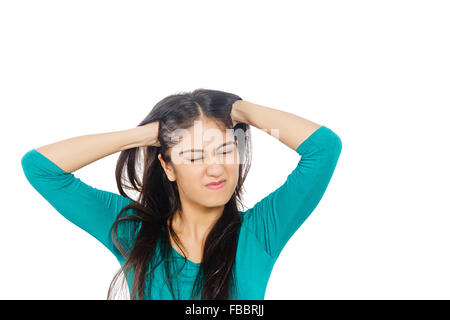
[206,179,226,187]
[205,179,226,189]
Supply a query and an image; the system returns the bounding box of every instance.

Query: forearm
[35,127,146,174]
[232,100,322,151]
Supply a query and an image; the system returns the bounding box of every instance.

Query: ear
[158,153,176,182]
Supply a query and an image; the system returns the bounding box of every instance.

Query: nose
[204,154,226,177]
[204,150,226,165]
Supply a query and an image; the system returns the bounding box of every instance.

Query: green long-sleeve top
[21,125,342,299]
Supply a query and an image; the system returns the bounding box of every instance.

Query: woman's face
[158,118,240,208]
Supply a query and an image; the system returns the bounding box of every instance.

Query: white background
[1,0,449,299]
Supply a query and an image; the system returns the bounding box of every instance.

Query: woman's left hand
[231,100,246,126]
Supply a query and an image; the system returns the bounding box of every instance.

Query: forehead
[173,119,234,149]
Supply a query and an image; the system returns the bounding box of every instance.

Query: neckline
[165,212,246,267]
[170,245,201,267]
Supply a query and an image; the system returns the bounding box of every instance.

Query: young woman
[21,88,342,300]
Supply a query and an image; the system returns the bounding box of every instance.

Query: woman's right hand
[136,121,161,147]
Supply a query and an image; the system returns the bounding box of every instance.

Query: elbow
[325,128,342,158]
[333,132,342,156]
[21,150,33,177]
[324,130,342,171]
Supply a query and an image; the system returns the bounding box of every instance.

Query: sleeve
[240,125,342,260]
[21,149,134,259]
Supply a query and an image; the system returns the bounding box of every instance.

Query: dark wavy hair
[107,88,252,300]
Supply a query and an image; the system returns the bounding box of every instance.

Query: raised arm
[21,122,159,257]
[231,100,322,151]
[232,100,342,260]
[33,122,159,173]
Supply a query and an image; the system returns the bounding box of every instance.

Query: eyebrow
[179,140,235,156]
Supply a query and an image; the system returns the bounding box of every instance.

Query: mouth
[205,179,226,190]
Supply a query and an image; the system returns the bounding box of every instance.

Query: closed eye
[190,150,233,162]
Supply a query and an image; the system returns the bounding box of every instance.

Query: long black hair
[107,88,252,299]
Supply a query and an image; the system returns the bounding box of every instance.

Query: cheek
[225,164,240,185]
[177,167,204,190]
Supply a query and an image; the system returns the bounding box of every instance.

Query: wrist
[118,127,145,151]
[125,123,159,149]
[231,100,249,125]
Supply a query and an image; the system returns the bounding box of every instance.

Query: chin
[203,198,230,208]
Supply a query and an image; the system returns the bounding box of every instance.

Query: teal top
[21,125,342,299]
